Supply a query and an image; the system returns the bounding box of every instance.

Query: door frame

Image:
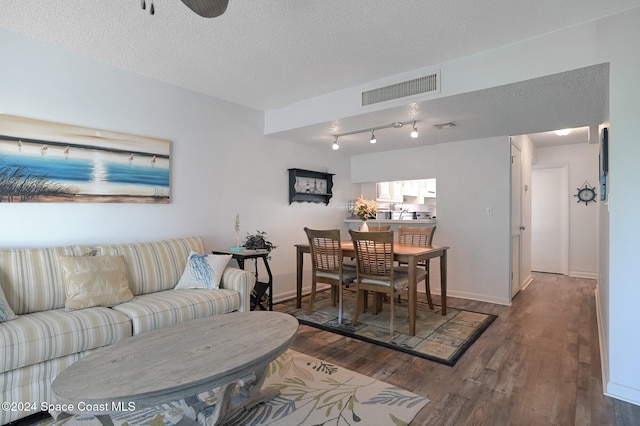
[510,143,523,299]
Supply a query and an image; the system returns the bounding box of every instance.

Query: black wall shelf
[288,168,334,205]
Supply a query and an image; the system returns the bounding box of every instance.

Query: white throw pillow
[175,251,232,290]
[0,287,18,322]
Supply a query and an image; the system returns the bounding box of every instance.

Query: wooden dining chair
[304,228,357,322]
[349,229,427,335]
[397,226,437,309]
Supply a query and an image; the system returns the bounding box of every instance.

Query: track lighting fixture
[141,0,155,15]
[330,120,419,149]
[332,136,340,150]
[410,122,418,138]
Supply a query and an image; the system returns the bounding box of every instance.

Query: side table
[213,249,273,311]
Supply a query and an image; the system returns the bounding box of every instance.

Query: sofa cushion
[111,288,240,335]
[1,352,87,425]
[0,245,93,315]
[175,251,232,290]
[0,307,132,373]
[59,255,134,310]
[94,237,205,296]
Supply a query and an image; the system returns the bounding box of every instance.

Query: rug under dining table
[275,289,497,366]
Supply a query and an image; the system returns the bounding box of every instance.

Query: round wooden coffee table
[52,311,298,425]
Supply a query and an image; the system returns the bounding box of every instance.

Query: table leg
[338,280,343,325]
[408,257,417,336]
[182,367,278,426]
[261,256,274,311]
[440,250,447,315]
[95,416,114,426]
[296,247,304,308]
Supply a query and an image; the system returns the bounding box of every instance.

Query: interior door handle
[520,225,526,230]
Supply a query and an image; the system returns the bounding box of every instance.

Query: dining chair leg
[375,293,383,314]
[352,288,364,326]
[307,280,317,315]
[425,262,434,310]
[371,293,382,315]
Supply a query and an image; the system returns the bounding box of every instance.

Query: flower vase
[359,221,369,232]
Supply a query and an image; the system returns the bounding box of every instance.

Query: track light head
[332,136,340,150]
[370,130,377,144]
[410,122,418,138]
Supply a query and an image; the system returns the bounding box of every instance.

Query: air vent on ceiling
[434,121,457,129]
[362,71,440,106]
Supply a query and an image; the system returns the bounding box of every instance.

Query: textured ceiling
[0,0,634,152]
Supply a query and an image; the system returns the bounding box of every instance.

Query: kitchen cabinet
[422,179,436,198]
[402,180,420,197]
[376,181,403,202]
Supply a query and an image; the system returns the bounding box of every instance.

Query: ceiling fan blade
[180,0,229,18]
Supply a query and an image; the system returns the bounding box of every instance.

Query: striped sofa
[0,236,254,425]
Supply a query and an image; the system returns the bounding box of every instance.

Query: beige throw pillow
[59,255,134,311]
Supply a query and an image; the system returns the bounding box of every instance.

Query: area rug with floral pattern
[275,289,497,366]
[38,349,427,426]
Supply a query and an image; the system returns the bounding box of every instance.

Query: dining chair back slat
[397,226,437,309]
[304,227,356,322]
[356,238,393,277]
[349,229,413,336]
[398,226,436,246]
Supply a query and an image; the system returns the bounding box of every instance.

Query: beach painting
[0,115,170,203]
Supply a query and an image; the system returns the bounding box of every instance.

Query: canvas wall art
[0,115,170,203]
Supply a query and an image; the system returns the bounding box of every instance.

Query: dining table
[295,241,450,336]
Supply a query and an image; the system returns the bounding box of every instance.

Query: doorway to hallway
[531,165,569,274]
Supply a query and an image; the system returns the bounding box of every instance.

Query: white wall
[533,143,600,278]
[352,137,512,305]
[0,29,361,299]
[599,8,640,405]
[269,6,640,405]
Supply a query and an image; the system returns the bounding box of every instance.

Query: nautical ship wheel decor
[574,182,597,205]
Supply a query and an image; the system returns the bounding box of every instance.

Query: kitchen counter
[345,218,436,225]
[345,219,436,233]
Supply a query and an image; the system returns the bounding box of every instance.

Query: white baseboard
[273,284,330,305]
[276,286,510,307]
[595,285,640,406]
[595,286,609,396]
[569,270,598,279]
[606,382,640,406]
[521,274,533,290]
[434,289,511,306]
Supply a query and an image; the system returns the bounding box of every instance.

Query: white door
[531,166,569,274]
[511,144,523,298]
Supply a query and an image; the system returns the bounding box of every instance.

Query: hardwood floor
[289,272,640,425]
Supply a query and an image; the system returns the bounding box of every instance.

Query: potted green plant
[243,230,276,254]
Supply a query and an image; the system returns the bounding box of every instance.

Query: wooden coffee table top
[52,311,298,414]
